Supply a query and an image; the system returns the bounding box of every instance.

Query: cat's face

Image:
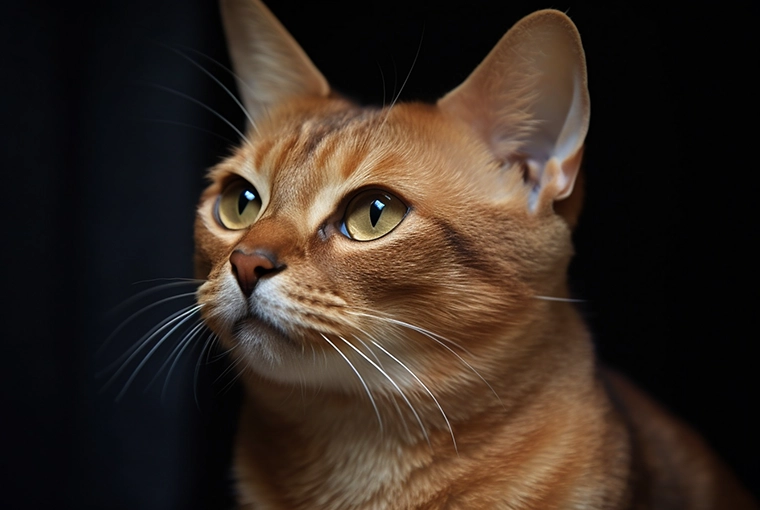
[194,0,589,395]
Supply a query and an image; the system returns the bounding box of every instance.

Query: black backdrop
[3,1,758,508]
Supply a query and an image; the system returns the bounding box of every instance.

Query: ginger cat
[192,0,757,508]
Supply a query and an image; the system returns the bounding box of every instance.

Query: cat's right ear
[220,0,330,127]
[438,10,589,215]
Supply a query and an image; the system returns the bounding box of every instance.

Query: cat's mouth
[235,312,287,338]
[223,308,367,388]
[231,311,310,352]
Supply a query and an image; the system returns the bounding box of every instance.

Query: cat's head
[195,0,589,395]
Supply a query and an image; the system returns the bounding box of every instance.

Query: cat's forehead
[217,101,494,225]
[237,106,385,222]
[252,103,383,188]
[206,98,518,244]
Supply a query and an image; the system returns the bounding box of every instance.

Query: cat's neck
[232,301,628,509]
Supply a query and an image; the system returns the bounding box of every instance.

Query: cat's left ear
[438,10,589,211]
[220,0,330,126]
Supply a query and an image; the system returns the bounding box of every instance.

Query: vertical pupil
[238,189,255,215]
[369,199,386,227]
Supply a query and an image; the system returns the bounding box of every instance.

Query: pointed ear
[220,0,330,126]
[438,10,589,209]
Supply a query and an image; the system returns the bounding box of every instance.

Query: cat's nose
[229,250,282,297]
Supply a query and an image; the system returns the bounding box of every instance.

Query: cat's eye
[341,190,408,241]
[215,179,263,230]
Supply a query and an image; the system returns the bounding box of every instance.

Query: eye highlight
[215,179,263,230]
[342,190,408,241]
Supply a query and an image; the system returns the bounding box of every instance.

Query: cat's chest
[236,419,436,509]
[232,381,626,510]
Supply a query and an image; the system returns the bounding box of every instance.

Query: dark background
[3,0,757,508]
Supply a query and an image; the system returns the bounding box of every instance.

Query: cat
[192,0,758,508]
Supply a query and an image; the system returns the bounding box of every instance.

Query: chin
[221,318,363,391]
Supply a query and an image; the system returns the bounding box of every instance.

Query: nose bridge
[237,130,330,259]
[233,214,302,260]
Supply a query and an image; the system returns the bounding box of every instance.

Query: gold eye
[215,179,263,230]
[342,190,408,241]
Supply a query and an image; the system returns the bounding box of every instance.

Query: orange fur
[192,1,758,508]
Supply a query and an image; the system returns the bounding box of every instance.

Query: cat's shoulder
[601,367,756,509]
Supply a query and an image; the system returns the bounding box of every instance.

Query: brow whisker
[141,118,238,145]
[379,26,425,130]
[138,82,251,146]
[158,43,259,135]
[164,42,259,123]
[388,26,424,111]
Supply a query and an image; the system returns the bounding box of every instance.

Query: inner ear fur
[438,10,590,212]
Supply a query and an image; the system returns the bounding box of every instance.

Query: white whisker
[99,291,198,358]
[319,333,383,434]
[533,295,585,303]
[209,341,238,363]
[353,333,412,438]
[194,332,218,409]
[352,310,472,353]
[145,318,205,390]
[213,345,244,385]
[338,336,430,447]
[350,310,504,410]
[217,350,247,396]
[131,277,205,285]
[114,305,204,401]
[144,320,207,399]
[98,301,200,376]
[368,339,456,454]
[352,335,385,369]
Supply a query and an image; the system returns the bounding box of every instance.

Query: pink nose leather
[229,250,279,297]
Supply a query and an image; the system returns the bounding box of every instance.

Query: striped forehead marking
[250,109,387,230]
